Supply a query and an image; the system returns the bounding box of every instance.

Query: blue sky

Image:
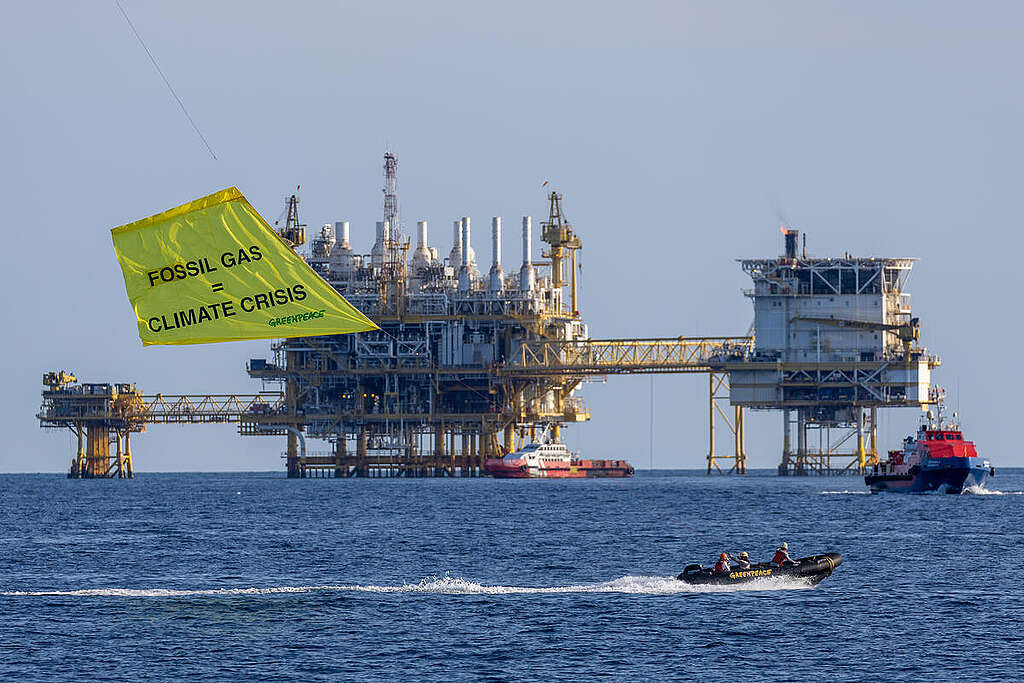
[2,1,1021,471]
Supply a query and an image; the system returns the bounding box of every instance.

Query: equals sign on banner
[211,282,224,293]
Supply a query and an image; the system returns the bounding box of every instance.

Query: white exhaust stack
[489,216,504,291]
[371,220,387,266]
[448,219,462,268]
[335,221,351,249]
[411,220,432,272]
[520,216,535,291]
[417,221,428,250]
[458,216,472,291]
[329,221,355,279]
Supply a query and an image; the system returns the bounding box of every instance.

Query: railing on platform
[507,337,753,375]
[38,392,286,427]
[138,393,286,423]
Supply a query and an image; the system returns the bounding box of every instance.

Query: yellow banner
[111,187,378,345]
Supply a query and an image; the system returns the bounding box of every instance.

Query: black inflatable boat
[676,552,843,586]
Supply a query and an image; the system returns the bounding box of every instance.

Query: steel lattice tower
[383,151,399,241]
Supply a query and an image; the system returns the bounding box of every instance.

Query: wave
[1,573,813,598]
[961,485,1024,496]
[819,485,1023,496]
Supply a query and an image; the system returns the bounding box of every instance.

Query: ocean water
[1,469,1022,681]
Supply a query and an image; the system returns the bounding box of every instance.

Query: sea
[1,469,1022,681]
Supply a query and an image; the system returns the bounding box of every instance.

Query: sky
[2,1,1022,472]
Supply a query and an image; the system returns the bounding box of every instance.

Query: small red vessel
[864,390,991,494]
[484,442,634,479]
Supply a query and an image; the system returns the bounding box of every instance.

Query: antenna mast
[378,151,408,310]
[384,152,400,244]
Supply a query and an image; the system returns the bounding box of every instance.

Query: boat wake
[2,573,814,598]
[961,485,1024,496]
[819,489,871,495]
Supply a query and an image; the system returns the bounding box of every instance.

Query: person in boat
[771,542,793,566]
[714,553,730,572]
[731,551,751,570]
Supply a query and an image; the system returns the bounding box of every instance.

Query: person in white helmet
[771,542,793,566]
[731,551,751,570]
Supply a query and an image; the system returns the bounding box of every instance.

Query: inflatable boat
[677,552,842,586]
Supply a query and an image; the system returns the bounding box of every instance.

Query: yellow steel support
[114,433,124,479]
[856,409,865,473]
[869,407,878,466]
[73,426,84,477]
[781,410,791,474]
[734,406,746,475]
[706,372,746,475]
[357,429,367,477]
[783,410,879,475]
[122,432,133,478]
[707,374,715,474]
[503,424,513,456]
[86,426,109,478]
[570,249,578,316]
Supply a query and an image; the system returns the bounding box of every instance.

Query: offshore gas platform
[37,152,940,477]
[725,230,939,474]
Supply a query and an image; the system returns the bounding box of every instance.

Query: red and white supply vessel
[484,442,634,478]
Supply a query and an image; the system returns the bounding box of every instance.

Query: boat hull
[677,553,842,587]
[865,458,989,493]
[484,458,634,479]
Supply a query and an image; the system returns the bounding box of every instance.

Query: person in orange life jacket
[714,553,730,572]
[771,542,793,566]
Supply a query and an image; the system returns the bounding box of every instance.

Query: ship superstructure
[484,442,633,478]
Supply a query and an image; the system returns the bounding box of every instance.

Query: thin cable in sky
[649,376,655,470]
[114,0,218,161]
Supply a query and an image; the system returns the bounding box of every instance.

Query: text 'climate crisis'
[146,247,263,287]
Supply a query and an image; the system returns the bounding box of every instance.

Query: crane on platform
[274,187,306,248]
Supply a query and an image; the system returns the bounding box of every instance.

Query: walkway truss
[505,337,752,474]
[38,337,752,478]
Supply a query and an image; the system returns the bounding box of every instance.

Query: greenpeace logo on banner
[269,310,326,328]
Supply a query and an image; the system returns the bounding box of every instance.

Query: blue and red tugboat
[865,388,992,494]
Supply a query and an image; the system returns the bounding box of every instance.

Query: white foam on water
[2,573,814,598]
[961,485,1024,496]
[819,489,871,495]
[1,586,315,598]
